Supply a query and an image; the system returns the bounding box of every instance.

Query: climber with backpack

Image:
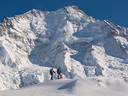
[49,68,55,80]
[57,67,62,79]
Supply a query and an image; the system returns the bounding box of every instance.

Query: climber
[57,67,62,79]
[49,68,55,80]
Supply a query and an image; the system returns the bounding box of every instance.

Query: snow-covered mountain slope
[0,5,128,90]
[0,77,128,96]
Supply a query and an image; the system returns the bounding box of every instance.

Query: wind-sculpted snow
[0,6,128,90]
[0,77,128,96]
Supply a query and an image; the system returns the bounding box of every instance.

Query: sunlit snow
[0,6,128,93]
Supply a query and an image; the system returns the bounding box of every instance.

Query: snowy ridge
[0,77,128,96]
[0,5,128,90]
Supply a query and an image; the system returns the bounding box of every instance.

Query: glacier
[0,5,128,90]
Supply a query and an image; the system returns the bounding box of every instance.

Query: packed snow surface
[0,77,128,96]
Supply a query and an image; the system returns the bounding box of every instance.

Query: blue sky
[0,0,128,27]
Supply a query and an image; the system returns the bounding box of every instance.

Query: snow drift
[0,77,128,96]
[0,5,128,90]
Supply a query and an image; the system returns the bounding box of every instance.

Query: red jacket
[57,69,61,73]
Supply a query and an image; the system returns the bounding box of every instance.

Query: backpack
[50,69,53,74]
